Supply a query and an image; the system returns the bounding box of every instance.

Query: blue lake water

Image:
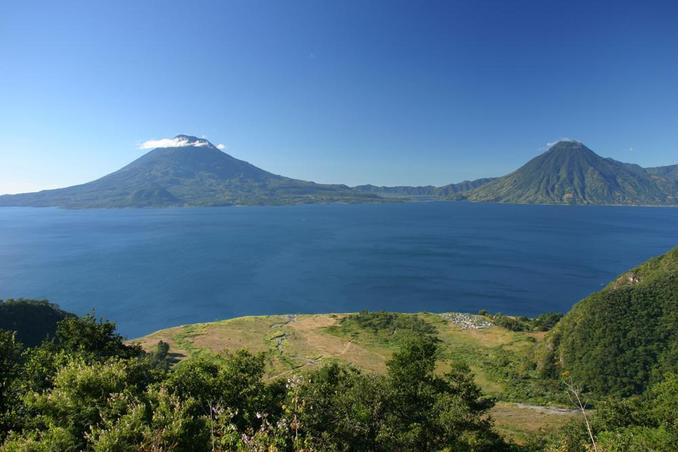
[0,202,677,338]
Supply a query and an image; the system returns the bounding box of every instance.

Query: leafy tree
[147,340,173,371]
[380,335,504,451]
[54,314,141,360]
[164,350,273,430]
[0,330,23,438]
[293,363,387,450]
[87,388,208,451]
[19,358,145,449]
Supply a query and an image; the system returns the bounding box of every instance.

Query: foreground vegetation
[1,314,511,451]
[1,246,677,450]
[2,306,677,450]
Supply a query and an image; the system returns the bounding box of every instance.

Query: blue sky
[1,0,677,193]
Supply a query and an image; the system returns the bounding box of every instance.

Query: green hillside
[0,299,73,346]
[467,141,678,205]
[539,246,678,396]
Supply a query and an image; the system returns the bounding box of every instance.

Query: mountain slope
[0,135,379,208]
[646,164,678,197]
[646,163,678,180]
[538,246,678,396]
[467,141,677,205]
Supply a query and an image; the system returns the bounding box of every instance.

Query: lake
[0,202,677,338]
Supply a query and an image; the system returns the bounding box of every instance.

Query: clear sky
[1,0,677,193]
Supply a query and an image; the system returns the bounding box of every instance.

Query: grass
[132,311,576,443]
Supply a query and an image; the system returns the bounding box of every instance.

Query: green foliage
[480,311,563,332]
[544,372,678,451]
[0,311,510,451]
[596,425,678,452]
[148,340,173,370]
[531,313,564,332]
[329,310,437,345]
[647,372,678,426]
[87,388,208,451]
[292,363,386,450]
[0,331,23,437]
[0,299,72,347]
[54,314,142,361]
[23,359,142,449]
[164,350,274,430]
[379,336,503,451]
[489,314,531,332]
[540,247,678,397]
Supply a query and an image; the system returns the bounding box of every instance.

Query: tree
[164,351,272,430]
[54,314,141,360]
[0,330,24,438]
[294,362,387,450]
[380,335,504,451]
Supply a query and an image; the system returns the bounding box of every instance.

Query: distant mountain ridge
[352,178,495,199]
[0,136,676,208]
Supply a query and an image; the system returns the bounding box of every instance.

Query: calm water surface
[1,202,676,337]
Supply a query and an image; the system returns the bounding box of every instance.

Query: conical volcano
[466,140,674,205]
[0,135,377,207]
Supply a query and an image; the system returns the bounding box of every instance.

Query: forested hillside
[0,300,73,346]
[539,246,678,397]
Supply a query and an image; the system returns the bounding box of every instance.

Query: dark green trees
[379,336,501,450]
[540,247,678,397]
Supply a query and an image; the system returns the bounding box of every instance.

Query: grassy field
[132,312,576,444]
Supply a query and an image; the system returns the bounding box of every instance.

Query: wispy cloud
[546,137,579,148]
[542,138,581,151]
[138,137,210,150]
[216,144,226,150]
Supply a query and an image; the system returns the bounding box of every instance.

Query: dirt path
[339,340,353,356]
[513,403,579,415]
